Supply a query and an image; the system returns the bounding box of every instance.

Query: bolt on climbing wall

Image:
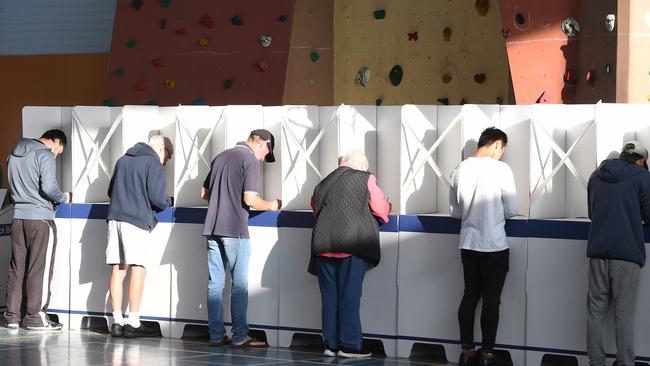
[333,0,510,106]
[105,0,294,106]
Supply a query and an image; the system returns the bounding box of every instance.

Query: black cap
[250,129,275,162]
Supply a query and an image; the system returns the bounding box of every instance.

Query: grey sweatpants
[4,219,57,327]
[586,258,640,366]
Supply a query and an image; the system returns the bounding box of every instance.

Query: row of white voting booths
[4,103,650,365]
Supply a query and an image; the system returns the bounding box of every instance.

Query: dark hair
[619,152,645,164]
[477,127,507,148]
[41,129,67,147]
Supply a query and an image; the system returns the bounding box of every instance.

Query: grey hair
[149,135,174,155]
[342,149,369,171]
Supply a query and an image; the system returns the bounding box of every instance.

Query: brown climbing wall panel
[282,0,334,105]
[105,0,294,106]
[333,0,510,106]
[499,0,581,104]
[616,0,650,103]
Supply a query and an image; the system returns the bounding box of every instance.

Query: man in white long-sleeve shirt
[449,127,517,366]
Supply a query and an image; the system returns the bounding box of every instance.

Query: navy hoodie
[107,143,171,231]
[587,159,650,266]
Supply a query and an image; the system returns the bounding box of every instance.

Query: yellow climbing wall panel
[334,0,510,105]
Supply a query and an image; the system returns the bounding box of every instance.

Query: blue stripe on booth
[528,219,590,241]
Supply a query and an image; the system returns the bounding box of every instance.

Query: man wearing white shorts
[105,135,173,338]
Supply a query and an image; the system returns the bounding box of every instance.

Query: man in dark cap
[201,129,282,348]
[586,140,650,366]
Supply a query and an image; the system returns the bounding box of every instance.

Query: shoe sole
[337,351,371,358]
[5,324,19,329]
[26,326,63,330]
[323,349,337,357]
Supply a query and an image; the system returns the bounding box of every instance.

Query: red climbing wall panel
[105,0,294,106]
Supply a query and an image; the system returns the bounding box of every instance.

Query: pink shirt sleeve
[367,174,390,223]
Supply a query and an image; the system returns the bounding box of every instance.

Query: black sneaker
[110,323,123,337]
[122,324,160,338]
[337,347,371,358]
[459,349,480,366]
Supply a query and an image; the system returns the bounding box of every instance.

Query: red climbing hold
[200,13,215,29]
[474,73,486,84]
[586,69,596,86]
[563,69,578,85]
[175,26,187,36]
[151,58,165,68]
[256,58,270,72]
[135,80,147,91]
[408,32,418,41]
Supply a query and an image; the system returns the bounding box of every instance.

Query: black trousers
[458,248,509,352]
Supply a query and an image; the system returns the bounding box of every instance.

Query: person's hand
[169,196,175,206]
[64,192,72,203]
[270,199,282,211]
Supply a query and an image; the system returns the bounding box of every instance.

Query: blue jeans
[207,236,250,343]
[314,255,368,350]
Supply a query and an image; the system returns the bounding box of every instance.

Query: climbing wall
[617,0,650,104]
[333,0,511,106]
[282,0,334,105]
[499,1,582,104]
[105,0,294,106]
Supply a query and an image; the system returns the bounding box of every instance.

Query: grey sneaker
[5,323,19,329]
[26,319,63,330]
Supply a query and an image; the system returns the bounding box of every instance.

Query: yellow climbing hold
[475,0,489,17]
[441,73,452,84]
[199,38,209,47]
[164,78,176,88]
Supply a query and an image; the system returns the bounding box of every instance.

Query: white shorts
[106,220,151,267]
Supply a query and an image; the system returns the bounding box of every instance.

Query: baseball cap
[250,129,275,163]
[621,140,648,160]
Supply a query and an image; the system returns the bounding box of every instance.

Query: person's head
[476,127,508,160]
[40,129,67,157]
[619,140,648,168]
[342,149,369,171]
[148,135,174,166]
[246,129,275,162]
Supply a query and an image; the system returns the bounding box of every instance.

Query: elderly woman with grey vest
[309,149,391,358]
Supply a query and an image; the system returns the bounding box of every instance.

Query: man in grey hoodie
[5,129,70,330]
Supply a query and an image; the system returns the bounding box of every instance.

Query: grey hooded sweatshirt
[8,138,66,220]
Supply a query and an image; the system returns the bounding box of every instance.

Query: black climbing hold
[160,18,167,29]
[375,98,383,106]
[374,10,386,20]
[515,13,526,26]
[132,0,143,10]
[389,65,403,86]
[437,98,449,105]
[231,14,243,26]
[278,15,288,22]
[224,79,233,89]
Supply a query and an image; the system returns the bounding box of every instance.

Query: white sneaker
[323,348,338,357]
[337,348,371,358]
[5,323,19,329]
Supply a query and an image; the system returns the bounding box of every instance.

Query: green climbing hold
[224,79,233,89]
[160,18,167,30]
[231,14,243,26]
[114,68,125,76]
[126,40,137,48]
[278,15,288,22]
[437,98,449,105]
[389,65,403,86]
[103,99,116,107]
[375,98,383,106]
[496,97,503,104]
[373,10,386,20]
[147,100,157,106]
[310,52,320,62]
[161,0,169,8]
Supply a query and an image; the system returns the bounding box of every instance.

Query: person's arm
[367,174,390,223]
[639,174,650,223]
[243,192,281,211]
[501,165,518,219]
[147,162,172,212]
[200,170,211,201]
[37,150,67,204]
[241,159,281,211]
[448,167,462,219]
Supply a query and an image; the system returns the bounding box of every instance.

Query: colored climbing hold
[460,98,467,105]
[389,65,403,86]
[175,26,187,36]
[164,78,175,88]
[605,64,612,75]
[256,58,270,72]
[443,27,452,42]
[135,81,147,91]
[151,58,165,68]
[605,14,615,32]
[310,52,320,62]
[375,98,383,106]
[408,32,418,41]
[515,13,527,26]
[231,14,243,26]
[563,69,578,85]
[103,99,116,107]
[355,67,370,87]
[223,79,233,89]
[192,98,205,105]
[474,73,486,84]
[373,10,386,20]
[586,69,596,86]
[114,68,125,77]
[132,0,143,10]
[278,15,288,22]
[496,97,503,104]
[561,17,580,37]
[260,35,272,48]
[126,40,137,48]
[437,98,449,105]
[200,13,215,29]
[161,0,169,8]
[441,73,452,84]
[160,18,167,30]
[147,100,157,106]
[199,38,209,47]
[474,0,489,17]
